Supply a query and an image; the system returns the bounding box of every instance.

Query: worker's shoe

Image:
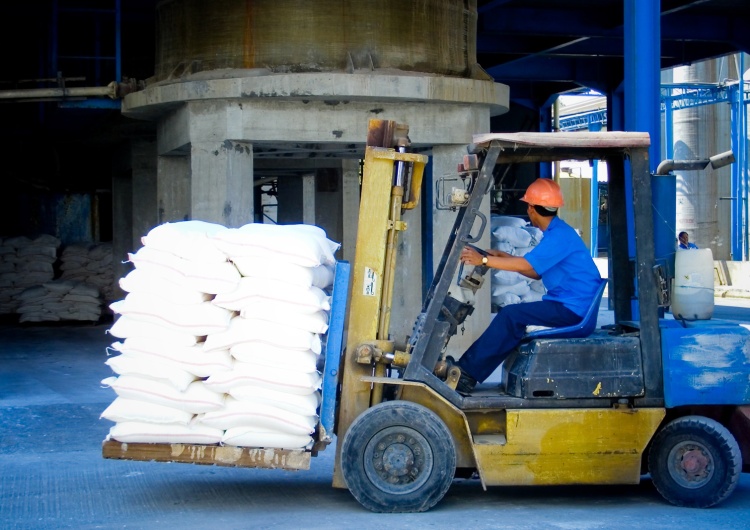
[443,356,477,395]
[456,371,477,395]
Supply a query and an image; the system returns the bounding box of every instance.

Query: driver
[452,178,602,394]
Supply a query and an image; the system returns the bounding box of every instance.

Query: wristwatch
[481,256,489,265]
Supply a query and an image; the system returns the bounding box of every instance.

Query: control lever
[457,244,490,292]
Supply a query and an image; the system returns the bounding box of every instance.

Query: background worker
[678,231,699,250]
[453,178,601,394]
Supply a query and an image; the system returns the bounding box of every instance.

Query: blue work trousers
[457,300,581,382]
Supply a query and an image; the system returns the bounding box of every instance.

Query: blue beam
[624,0,660,169]
[730,53,747,261]
[624,0,661,319]
[559,81,750,131]
[59,99,121,109]
[559,109,607,131]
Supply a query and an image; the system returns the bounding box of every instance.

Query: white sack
[230,256,334,289]
[119,268,213,305]
[491,292,522,307]
[128,246,240,294]
[111,339,232,378]
[108,421,222,444]
[212,277,330,314]
[492,225,532,248]
[489,241,515,255]
[522,225,544,245]
[108,315,201,346]
[239,306,328,334]
[228,385,320,416]
[109,292,233,336]
[197,397,317,435]
[492,269,528,286]
[491,215,528,229]
[521,290,545,303]
[229,344,318,373]
[203,316,322,354]
[491,281,531,298]
[204,362,322,396]
[141,220,229,263]
[221,428,313,449]
[105,354,198,392]
[530,279,546,293]
[100,397,194,425]
[211,223,339,267]
[102,375,225,413]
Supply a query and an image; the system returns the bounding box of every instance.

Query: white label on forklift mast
[363,267,377,296]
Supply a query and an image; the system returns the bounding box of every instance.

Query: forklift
[103,119,750,513]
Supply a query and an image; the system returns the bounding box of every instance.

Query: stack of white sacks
[101,220,338,450]
[16,280,102,323]
[490,215,546,308]
[0,234,60,315]
[59,243,115,301]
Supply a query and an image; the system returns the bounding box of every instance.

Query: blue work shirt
[524,216,601,317]
[678,242,698,250]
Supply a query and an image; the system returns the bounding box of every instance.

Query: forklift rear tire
[341,400,456,513]
[648,415,742,508]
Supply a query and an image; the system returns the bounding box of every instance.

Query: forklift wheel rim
[666,440,714,489]
[363,425,433,495]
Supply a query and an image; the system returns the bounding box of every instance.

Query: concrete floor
[3,302,750,529]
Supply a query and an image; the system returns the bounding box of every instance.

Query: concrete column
[190,140,254,228]
[157,154,190,224]
[302,174,316,224]
[111,146,133,301]
[430,145,492,360]
[131,138,158,243]
[341,159,361,263]
[314,168,343,257]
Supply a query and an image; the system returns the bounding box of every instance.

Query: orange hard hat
[520,178,565,209]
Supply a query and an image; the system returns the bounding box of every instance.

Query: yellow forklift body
[358,376,665,487]
[474,408,665,486]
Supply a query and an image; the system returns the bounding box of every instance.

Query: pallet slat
[102,440,311,471]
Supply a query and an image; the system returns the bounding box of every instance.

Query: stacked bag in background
[101,220,339,450]
[0,235,61,315]
[16,280,103,323]
[490,215,546,309]
[59,243,115,302]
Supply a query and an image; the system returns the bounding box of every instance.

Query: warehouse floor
[2,299,750,528]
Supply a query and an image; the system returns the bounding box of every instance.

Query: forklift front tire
[648,415,742,508]
[341,400,456,513]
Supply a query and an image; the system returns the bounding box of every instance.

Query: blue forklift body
[661,318,750,407]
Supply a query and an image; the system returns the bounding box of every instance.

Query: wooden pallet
[102,440,311,471]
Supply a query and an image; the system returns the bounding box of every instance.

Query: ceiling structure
[477,0,750,109]
[0,1,748,177]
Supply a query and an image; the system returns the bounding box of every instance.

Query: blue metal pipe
[624,0,661,170]
[731,80,743,260]
[624,0,661,319]
[743,54,749,261]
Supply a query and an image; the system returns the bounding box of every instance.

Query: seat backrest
[524,278,607,340]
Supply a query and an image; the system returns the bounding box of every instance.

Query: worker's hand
[460,247,486,266]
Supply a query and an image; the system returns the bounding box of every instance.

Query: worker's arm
[460,246,541,280]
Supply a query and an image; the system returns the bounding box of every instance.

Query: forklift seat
[523,278,607,340]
